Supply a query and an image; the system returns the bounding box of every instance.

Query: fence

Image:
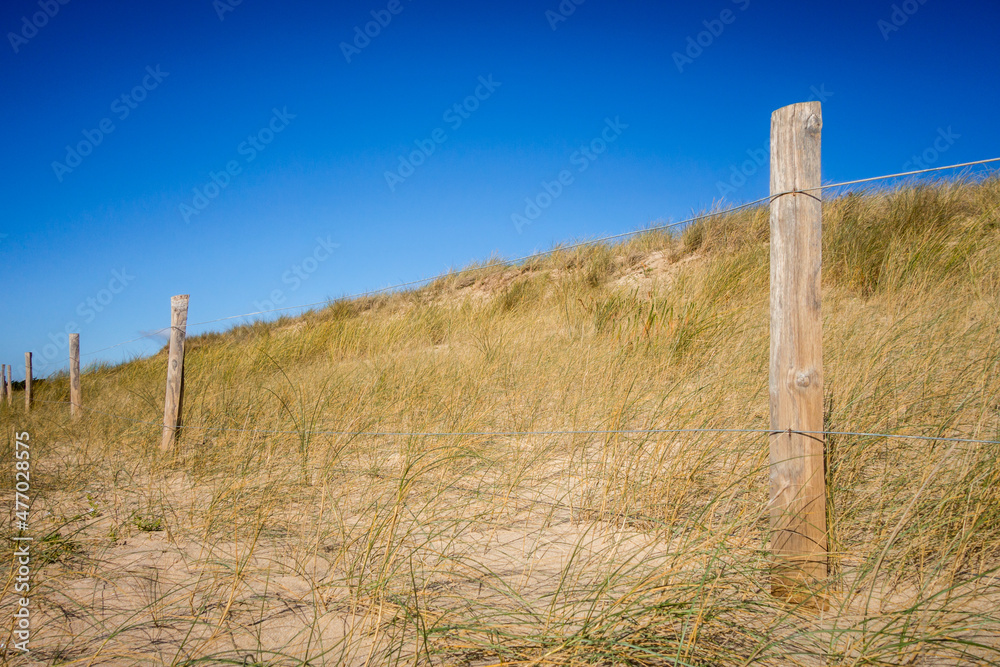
[5,102,1000,605]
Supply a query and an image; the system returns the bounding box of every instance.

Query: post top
[771,101,822,121]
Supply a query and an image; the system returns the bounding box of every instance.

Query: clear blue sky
[2,0,998,377]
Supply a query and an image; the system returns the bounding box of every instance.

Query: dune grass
[2,177,1000,665]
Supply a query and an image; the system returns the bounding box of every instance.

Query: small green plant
[132,513,164,532]
[37,532,81,565]
[85,493,102,517]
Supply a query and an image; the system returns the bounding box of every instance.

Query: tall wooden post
[161,295,190,452]
[769,101,827,600]
[4,365,11,406]
[69,334,82,419]
[0,365,6,402]
[24,353,33,412]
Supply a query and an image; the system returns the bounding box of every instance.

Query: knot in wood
[794,370,815,388]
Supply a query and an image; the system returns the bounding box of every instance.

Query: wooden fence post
[0,364,6,403]
[769,101,827,601]
[161,295,190,452]
[69,334,81,419]
[4,365,11,406]
[25,353,33,412]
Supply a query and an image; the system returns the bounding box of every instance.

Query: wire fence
[72,157,1000,360]
[36,400,1000,447]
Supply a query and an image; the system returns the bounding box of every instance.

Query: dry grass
[3,178,1000,665]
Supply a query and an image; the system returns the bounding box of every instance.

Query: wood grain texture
[25,352,33,412]
[161,295,190,452]
[769,101,828,599]
[70,334,81,419]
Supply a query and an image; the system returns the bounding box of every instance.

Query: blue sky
[1,0,998,377]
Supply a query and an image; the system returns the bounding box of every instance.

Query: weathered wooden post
[161,295,190,452]
[4,365,11,406]
[24,353,33,412]
[69,334,82,419]
[769,101,828,601]
[0,364,6,403]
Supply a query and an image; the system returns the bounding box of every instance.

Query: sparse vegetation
[131,514,164,533]
[2,178,999,665]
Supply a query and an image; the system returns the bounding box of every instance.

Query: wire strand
[179,156,1000,328]
[38,401,1000,445]
[77,156,1000,359]
[800,157,1000,192]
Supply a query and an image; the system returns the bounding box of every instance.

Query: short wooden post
[69,334,82,419]
[24,353,33,412]
[769,101,827,600]
[160,295,190,452]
